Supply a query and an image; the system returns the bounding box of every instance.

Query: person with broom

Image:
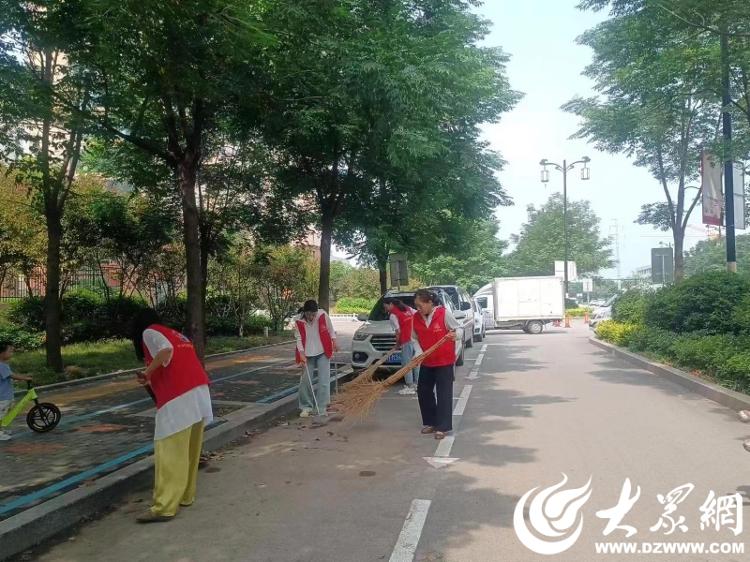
[384,298,419,396]
[412,289,458,440]
[130,309,213,523]
[294,300,337,417]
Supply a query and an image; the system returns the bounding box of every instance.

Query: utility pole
[721,24,737,272]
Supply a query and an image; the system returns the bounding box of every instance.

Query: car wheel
[473,331,482,343]
[466,333,474,348]
[456,343,465,366]
[526,321,544,335]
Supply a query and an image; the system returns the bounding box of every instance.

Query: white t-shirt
[294,310,336,357]
[143,328,213,441]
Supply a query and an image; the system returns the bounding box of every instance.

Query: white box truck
[473,276,565,334]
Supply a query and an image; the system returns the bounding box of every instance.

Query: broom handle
[382,333,453,386]
[349,344,400,382]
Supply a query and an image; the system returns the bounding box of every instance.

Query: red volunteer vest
[295,312,334,363]
[142,324,210,410]
[413,306,455,367]
[390,306,414,345]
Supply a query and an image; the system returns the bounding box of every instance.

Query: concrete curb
[589,337,750,411]
[20,339,295,396]
[0,366,352,561]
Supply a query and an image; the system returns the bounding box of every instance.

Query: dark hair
[0,341,11,354]
[414,289,440,306]
[302,300,318,313]
[131,308,162,361]
[384,298,408,312]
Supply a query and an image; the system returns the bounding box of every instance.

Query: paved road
[30,323,750,561]
[0,320,360,521]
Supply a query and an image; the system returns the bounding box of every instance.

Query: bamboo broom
[332,334,453,420]
[345,344,399,387]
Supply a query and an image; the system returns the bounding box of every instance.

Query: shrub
[644,271,750,334]
[334,297,376,315]
[669,334,739,373]
[7,296,46,332]
[715,352,750,392]
[8,291,150,343]
[612,290,649,324]
[626,326,676,358]
[595,320,638,347]
[0,325,44,351]
[566,307,592,318]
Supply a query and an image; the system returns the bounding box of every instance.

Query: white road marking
[389,499,432,562]
[481,344,488,352]
[422,457,459,469]
[467,369,479,380]
[453,384,473,416]
[434,434,455,457]
[475,353,485,366]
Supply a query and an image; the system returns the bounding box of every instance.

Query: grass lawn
[9,332,294,386]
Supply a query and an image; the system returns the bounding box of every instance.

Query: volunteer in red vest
[131,309,213,523]
[385,298,419,396]
[295,300,337,417]
[412,289,458,440]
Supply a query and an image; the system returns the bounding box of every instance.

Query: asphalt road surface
[31,323,750,562]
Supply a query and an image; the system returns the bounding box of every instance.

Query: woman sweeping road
[295,300,337,417]
[412,289,458,440]
[384,298,419,396]
[130,309,213,523]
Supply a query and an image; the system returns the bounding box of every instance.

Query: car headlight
[353,332,369,341]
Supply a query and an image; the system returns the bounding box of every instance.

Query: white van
[351,289,466,370]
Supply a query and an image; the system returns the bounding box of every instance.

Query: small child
[0,341,32,441]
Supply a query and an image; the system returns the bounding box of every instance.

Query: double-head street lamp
[539,156,591,297]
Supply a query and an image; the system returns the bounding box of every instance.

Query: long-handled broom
[346,344,400,387]
[331,334,452,420]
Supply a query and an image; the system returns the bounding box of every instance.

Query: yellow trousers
[151,421,204,517]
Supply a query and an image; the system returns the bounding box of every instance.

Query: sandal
[434,431,447,440]
[421,426,435,434]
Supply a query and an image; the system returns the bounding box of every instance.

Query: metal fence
[0,267,112,301]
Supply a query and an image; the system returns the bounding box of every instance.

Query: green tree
[46,0,275,358]
[508,195,612,277]
[0,173,46,294]
[259,0,517,308]
[565,3,718,280]
[0,3,94,370]
[250,245,317,333]
[685,234,750,275]
[411,220,510,294]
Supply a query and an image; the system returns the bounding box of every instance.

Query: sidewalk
[0,340,349,522]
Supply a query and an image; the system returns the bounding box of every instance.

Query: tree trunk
[200,241,210,346]
[318,212,334,311]
[673,226,685,282]
[378,263,388,295]
[45,210,64,372]
[178,158,205,360]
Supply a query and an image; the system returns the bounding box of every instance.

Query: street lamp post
[539,156,591,298]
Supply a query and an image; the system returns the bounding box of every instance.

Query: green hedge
[597,321,750,393]
[566,307,592,318]
[333,297,376,314]
[0,325,45,351]
[612,289,649,324]
[644,271,750,335]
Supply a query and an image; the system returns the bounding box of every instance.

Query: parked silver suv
[351,289,465,370]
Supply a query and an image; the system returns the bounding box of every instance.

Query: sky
[475,0,711,278]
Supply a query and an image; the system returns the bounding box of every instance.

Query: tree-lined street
[25,324,749,562]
